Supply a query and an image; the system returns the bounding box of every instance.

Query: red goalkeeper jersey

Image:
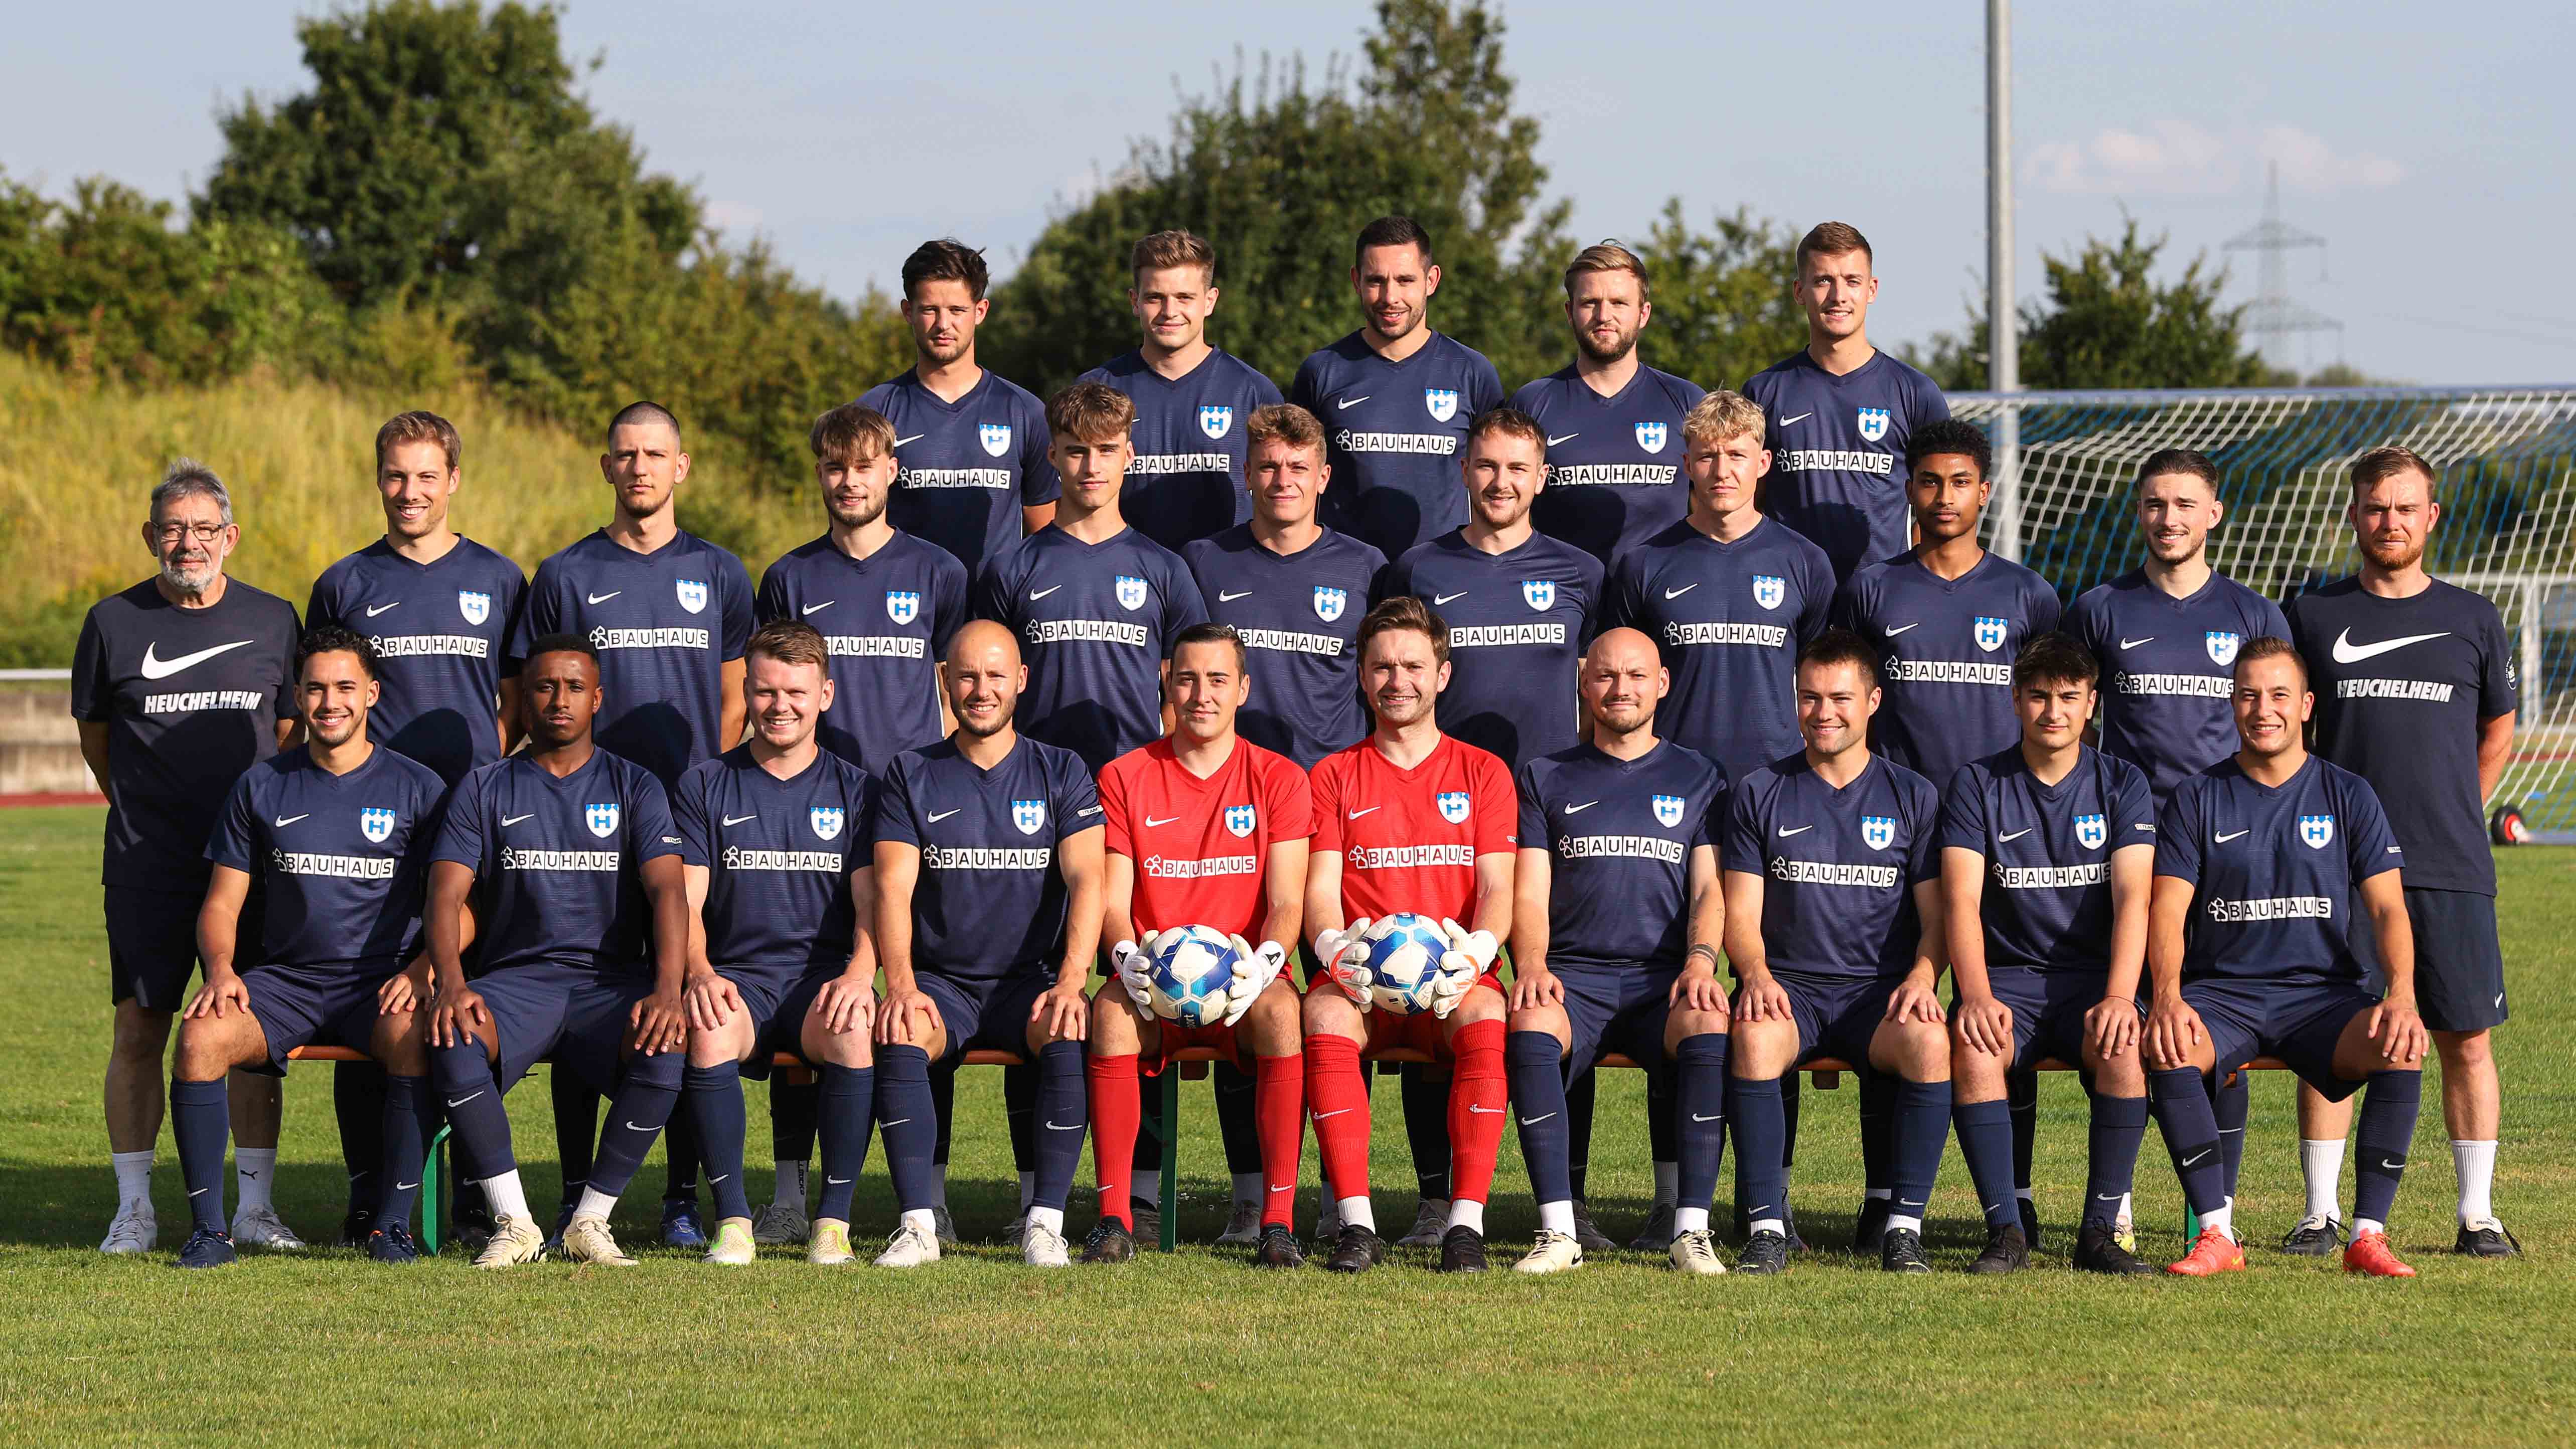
[1309,733,1517,924]
[1099,736,1313,937]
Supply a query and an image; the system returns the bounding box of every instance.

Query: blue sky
[7,1,2571,383]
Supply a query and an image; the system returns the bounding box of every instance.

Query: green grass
[4,804,2573,1445]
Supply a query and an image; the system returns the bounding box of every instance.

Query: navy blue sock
[2352,1070,2422,1228]
[1031,1041,1088,1212]
[1889,1079,1952,1221]
[1954,1096,2018,1229]
[2214,1070,2251,1202]
[1780,1069,1802,1174]
[377,1073,436,1232]
[1506,1032,1573,1208]
[2008,1066,2039,1193]
[1214,1060,1260,1178]
[2149,1066,2228,1216]
[1728,1075,1789,1228]
[172,1077,232,1234]
[549,1069,595,1208]
[1402,1063,1453,1200]
[1646,1069,1678,1167]
[817,1064,874,1223]
[930,1061,956,1171]
[770,1077,819,1163]
[587,1055,680,1201]
[1858,1069,1895,1192]
[2083,1092,2150,1228]
[1675,1034,1730,1216]
[430,1039,517,1183]
[661,1106,700,1203]
[1004,1061,1036,1176]
[685,1062,751,1222]
[334,1061,388,1220]
[876,1046,940,1212]
[1565,1068,1596,1201]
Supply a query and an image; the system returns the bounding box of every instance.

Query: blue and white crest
[359,807,396,844]
[1634,421,1669,454]
[457,590,491,626]
[1198,405,1234,440]
[1424,388,1459,422]
[1856,406,1892,443]
[1437,791,1471,825]
[1752,574,1786,611]
[1652,794,1686,828]
[676,578,708,615]
[1225,804,1257,838]
[1974,616,2010,652]
[886,590,920,625]
[2205,631,2241,667]
[810,806,845,840]
[585,803,620,838]
[978,422,1012,457]
[1313,586,1347,623]
[2299,814,2336,850]
[1012,799,1046,835]
[1521,579,1556,612]
[1114,575,1149,611]
[1860,815,1897,851]
[2075,813,2107,851]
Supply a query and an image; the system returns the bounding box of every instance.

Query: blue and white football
[1146,925,1242,1028]
[1361,913,1450,1015]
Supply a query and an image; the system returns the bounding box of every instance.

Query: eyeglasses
[154,522,231,545]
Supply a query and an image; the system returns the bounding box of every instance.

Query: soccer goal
[1952,385,2576,842]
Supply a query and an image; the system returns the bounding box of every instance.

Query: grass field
[4,805,2573,1445]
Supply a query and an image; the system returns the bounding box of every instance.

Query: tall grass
[0,352,818,664]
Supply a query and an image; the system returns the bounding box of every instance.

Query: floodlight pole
[1987,0,2023,561]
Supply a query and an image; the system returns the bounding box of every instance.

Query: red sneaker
[2166,1226,2247,1276]
[2343,1229,2417,1278]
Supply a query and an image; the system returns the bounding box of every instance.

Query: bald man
[1504,628,1733,1274]
[867,621,1106,1268]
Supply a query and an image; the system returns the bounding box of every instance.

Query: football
[1146,924,1243,1027]
[1361,913,1451,1015]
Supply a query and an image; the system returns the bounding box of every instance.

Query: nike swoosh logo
[502,814,533,827]
[1029,586,1063,601]
[624,1121,656,1131]
[190,1188,210,1197]
[802,601,834,616]
[1776,825,1811,837]
[2380,1158,2406,1170]
[893,434,925,447]
[2119,636,2155,650]
[2182,1149,2211,1166]
[879,1120,910,1129]
[273,814,309,827]
[1692,1113,1721,1122]
[1145,815,1179,828]
[138,640,253,680]
[586,591,621,605]
[1268,1183,1294,1195]
[365,602,400,618]
[1338,396,1370,409]
[1779,412,1812,426]
[1466,1104,1504,1115]
[1883,622,1919,637]
[1218,590,1252,602]
[710,1175,730,1185]
[2096,1194,2123,1202]
[1346,806,1379,819]
[396,1182,418,1191]
[446,1092,484,1108]
[1663,584,1698,600]
[2496,993,2506,1008]
[2331,628,2450,664]
[1545,433,1580,446]
[723,814,756,827]
[927,809,961,823]
[827,1176,852,1185]
[1562,802,1596,815]
[1044,1121,1082,1131]
[1998,828,2031,843]
[2215,829,2248,843]
[1433,591,1468,606]
[1521,1112,1557,1124]
[1313,1108,1352,1119]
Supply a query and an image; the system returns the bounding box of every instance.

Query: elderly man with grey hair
[72,459,305,1256]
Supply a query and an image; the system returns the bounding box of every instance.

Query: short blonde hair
[2349,444,2437,500]
[1245,402,1324,455]
[1131,229,1216,285]
[1564,240,1648,300]
[1682,390,1766,449]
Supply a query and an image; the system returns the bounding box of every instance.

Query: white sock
[480,1170,532,1223]
[1675,1205,1710,1235]
[1232,1172,1263,1207]
[2014,1187,2035,1204]
[1131,1168,1160,1207]
[234,1147,277,1212]
[1335,1195,1375,1233]
[774,1158,808,1208]
[1445,1198,1484,1234]
[2355,1216,2386,1238]
[2452,1140,2498,1227]
[1865,1187,1892,1201]
[1652,1161,1678,1206]
[902,1207,936,1236]
[574,1187,619,1220]
[1750,1215,1785,1237]
[1027,1204,1064,1236]
[2201,1203,2236,1241]
[2115,1192,2135,1226]
[111,1150,155,1209]
[1885,1212,1923,1237]
[1017,1171,1035,1211]
[1537,1200,1575,1236]
[2300,1138,2346,1222]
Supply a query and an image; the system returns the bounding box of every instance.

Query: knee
[111,1004,172,1060]
[2436,1030,2493,1070]
[1503,1003,1569,1043]
[1666,1007,1728,1042]
[1887,1023,1949,1082]
[807,1025,870,1070]
[1729,1019,1798,1078]
[1302,993,1360,1042]
[171,1023,231,1082]
[374,1018,428,1077]
[684,1028,739,1071]
[2086,1051,2146,1097]
[1448,986,1505,1027]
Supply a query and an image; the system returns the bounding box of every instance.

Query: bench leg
[422,1124,451,1256]
[1157,1069,1180,1252]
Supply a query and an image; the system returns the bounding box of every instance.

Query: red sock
[1304,1036,1371,1204]
[1253,1052,1305,1229]
[1446,1020,1508,1208]
[1086,1053,1139,1229]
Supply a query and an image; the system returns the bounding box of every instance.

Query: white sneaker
[1395,1198,1449,1249]
[751,1198,810,1246]
[1003,1212,1029,1247]
[1669,1228,1728,1275]
[1513,1228,1586,1274]
[1215,1199,1263,1245]
[1022,1219,1071,1268]
[472,1214,546,1269]
[230,1203,306,1251]
[807,1220,855,1266]
[557,1213,639,1266]
[99,1202,157,1254]
[705,1217,756,1266]
[875,1220,942,1268]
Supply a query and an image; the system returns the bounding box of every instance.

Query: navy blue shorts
[2351,887,2506,1034]
[1975,968,2138,1071]
[1556,964,1680,1079]
[467,964,683,1097]
[106,886,264,1011]
[728,965,843,1080]
[1762,971,1896,1069]
[915,971,1051,1065]
[241,962,396,1074]
[2182,976,2379,1102]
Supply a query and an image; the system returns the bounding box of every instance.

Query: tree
[1630,201,1807,391]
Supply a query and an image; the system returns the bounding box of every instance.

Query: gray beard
[160,560,218,600]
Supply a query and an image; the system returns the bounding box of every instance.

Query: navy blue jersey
[1289,331,1504,558]
[1510,364,1706,565]
[1599,517,1836,784]
[2287,577,2519,896]
[72,578,302,891]
[873,736,1102,984]
[856,370,1059,575]
[1722,752,1941,980]
[1834,552,2062,790]
[673,746,875,971]
[429,749,690,976]
[1516,740,1727,972]
[204,746,449,973]
[306,537,527,785]
[1381,529,1603,771]
[1939,746,2156,974]
[2063,568,2291,807]
[2153,755,2403,982]
[972,526,1207,773]
[508,530,754,786]
[1742,349,1950,581]
[1180,524,1388,768]
[1076,349,1284,551]
[755,532,968,778]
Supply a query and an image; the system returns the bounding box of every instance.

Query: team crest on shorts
[1437,791,1471,825]
[1652,794,1686,828]
[1225,805,1257,838]
[1199,405,1234,440]
[1856,407,1891,442]
[1634,421,1668,454]
[2075,813,2107,850]
[1313,586,1347,622]
[359,807,396,844]
[457,590,491,626]
[1424,388,1459,422]
[886,590,921,625]
[1860,815,1897,851]
[1115,575,1149,611]
[978,422,1012,457]
[810,806,845,840]
[2205,631,2241,666]
[1012,799,1047,835]
[1752,574,1786,611]
[585,803,620,838]
[676,578,708,615]
[1522,579,1556,612]
[2299,814,2335,849]
[1974,616,2010,652]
